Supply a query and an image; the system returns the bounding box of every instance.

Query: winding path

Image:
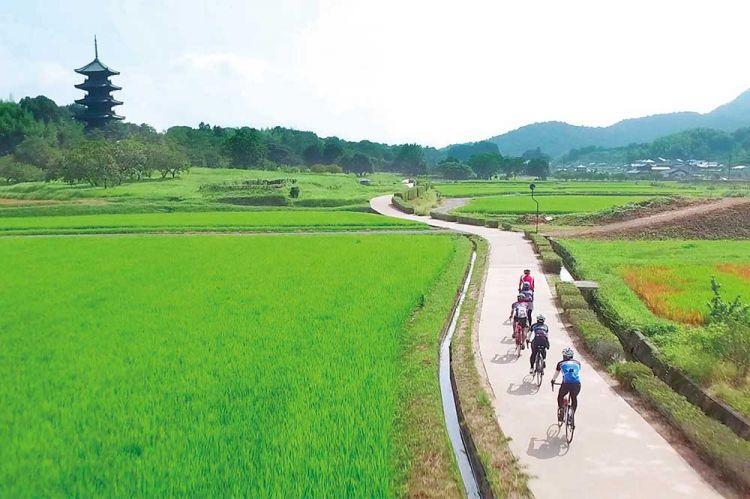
[370,195,721,499]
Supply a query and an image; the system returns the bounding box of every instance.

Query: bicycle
[532,347,545,387]
[512,319,526,357]
[552,382,575,443]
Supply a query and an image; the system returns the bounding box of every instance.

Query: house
[666,168,690,179]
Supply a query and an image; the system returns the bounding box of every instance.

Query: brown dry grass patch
[716,264,750,283]
[622,266,704,324]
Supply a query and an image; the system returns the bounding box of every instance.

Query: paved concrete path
[370,195,722,499]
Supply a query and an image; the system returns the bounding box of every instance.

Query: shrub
[560,294,588,311]
[706,276,749,325]
[555,282,581,297]
[485,220,499,228]
[309,164,343,174]
[289,186,300,198]
[430,211,457,222]
[542,256,562,273]
[456,215,486,226]
[612,362,750,490]
[219,195,289,206]
[501,222,512,231]
[611,361,654,387]
[392,195,415,214]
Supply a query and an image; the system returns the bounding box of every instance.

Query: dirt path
[432,197,469,214]
[370,195,722,498]
[569,197,750,237]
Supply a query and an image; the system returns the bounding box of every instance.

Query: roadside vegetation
[560,239,750,418]
[0,233,470,496]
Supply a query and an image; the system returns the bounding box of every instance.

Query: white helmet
[562,347,574,360]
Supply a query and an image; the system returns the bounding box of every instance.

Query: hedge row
[392,195,415,214]
[456,215,485,226]
[612,362,750,492]
[524,232,562,274]
[430,210,457,222]
[397,185,429,201]
[555,281,626,366]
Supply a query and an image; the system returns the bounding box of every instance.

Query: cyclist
[518,269,535,292]
[520,281,534,325]
[509,293,529,348]
[551,347,581,424]
[528,314,550,374]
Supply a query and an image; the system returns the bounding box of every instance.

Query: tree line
[0,94,550,186]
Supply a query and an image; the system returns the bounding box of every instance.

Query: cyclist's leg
[569,383,581,412]
[541,346,547,368]
[558,384,569,409]
[529,345,538,368]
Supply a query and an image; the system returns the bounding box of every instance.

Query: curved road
[370,195,721,499]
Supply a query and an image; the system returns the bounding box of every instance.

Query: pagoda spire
[74,37,123,129]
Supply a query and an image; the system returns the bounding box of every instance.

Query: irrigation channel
[439,250,480,498]
[371,195,721,498]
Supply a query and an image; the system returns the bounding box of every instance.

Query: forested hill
[478,87,750,158]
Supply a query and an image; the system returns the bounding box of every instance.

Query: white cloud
[3,0,750,146]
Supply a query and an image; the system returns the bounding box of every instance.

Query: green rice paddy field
[561,239,750,416]
[0,233,469,496]
[0,168,403,204]
[0,211,422,235]
[456,194,649,215]
[435,180,750,198]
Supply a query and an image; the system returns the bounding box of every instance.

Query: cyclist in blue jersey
[551,348,581,423]
[528,315,549,374]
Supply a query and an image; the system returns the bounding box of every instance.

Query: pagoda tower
[74,37,123,129]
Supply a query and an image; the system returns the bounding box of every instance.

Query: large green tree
[392,144,426,175]
[223,128,266,167]
[467,152,503,179]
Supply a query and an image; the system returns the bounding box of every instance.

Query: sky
[2,0,750,147]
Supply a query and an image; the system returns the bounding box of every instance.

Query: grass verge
[393,235,473,496]
[451,237,532,497]
[612,362,750,493]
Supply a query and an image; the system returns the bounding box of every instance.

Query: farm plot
[561,239,750,417]
[0,210,423,235]
[0,233,469,496]
[455,194,649,215]
[434,180,714,198]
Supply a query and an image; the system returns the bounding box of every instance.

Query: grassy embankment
[0,168,405,216]
[0,233,471,496]
[0,211,423,235]
[560,239,750,417]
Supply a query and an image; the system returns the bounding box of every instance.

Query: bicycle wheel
[565,407,575,443]
[535,358,543,387]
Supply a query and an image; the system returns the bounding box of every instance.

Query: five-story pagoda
[74,37,123,129]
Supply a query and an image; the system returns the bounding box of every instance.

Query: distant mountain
[482,88,750,158]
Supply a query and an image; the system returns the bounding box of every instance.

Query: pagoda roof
[75,97,123,106]
[77,112,125,120]
[75,81,122,91]
[75,57,119,76]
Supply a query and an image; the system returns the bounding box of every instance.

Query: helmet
[517,293,525,300]
[524,269,531,274]
[522,282,530,291]
[562,347,574,360]
[537,314,545,322]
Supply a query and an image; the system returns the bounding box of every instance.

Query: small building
[359,178,372,185]
[667,168,690,179]
[74,37,124,129]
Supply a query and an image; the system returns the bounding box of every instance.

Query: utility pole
[530,183,539,233]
